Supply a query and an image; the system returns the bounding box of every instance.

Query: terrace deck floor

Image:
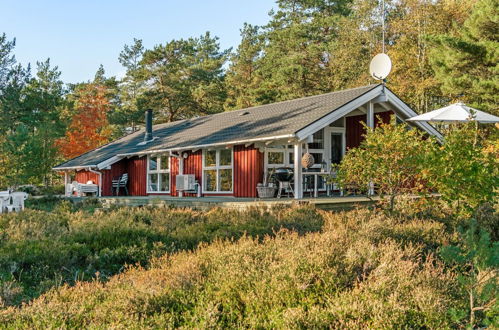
[70,195,382,211]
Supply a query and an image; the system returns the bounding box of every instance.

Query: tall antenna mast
[382,0,385,53]
[369,0,392,83]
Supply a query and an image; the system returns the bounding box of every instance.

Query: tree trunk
[470,288,475,327]
[390,194,396,212]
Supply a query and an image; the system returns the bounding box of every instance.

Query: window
[265,130,326,172]
[147,154,170,193]
[203,149,233,192]
[308,129,324,149]
[268,151,284,165]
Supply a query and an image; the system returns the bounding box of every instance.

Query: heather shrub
[1,208,463,328]
[0,205,323,305]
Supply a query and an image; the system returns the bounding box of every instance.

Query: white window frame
[265,147,290,169]
[147,154,171,194]
[324,126,346,165]
[202,148,234,193]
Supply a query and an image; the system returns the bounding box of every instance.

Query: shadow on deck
[70,195,381,211]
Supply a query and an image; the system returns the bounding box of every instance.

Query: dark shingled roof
[54,84,380,169]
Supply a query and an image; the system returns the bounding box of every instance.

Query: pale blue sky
[1,0,275,83]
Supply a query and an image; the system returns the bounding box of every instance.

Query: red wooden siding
[346,114,366,150]
[182,151,203,197]
[233,145,264,198]
[374,111,393,127]
[170,157,179,197]
[127,157,147,196]
[346,110,393,149]
[75,170,98,184]
[101,159,127,196]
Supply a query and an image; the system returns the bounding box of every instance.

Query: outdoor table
[302,171,333,198]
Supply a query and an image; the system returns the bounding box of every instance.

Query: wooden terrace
[70,195,380,211]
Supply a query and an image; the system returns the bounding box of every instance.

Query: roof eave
[295,84,383,140]
[52,165,97,171]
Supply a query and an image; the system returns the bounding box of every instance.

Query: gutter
[52,165,97,171]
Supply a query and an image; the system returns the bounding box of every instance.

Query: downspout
[88,167,102,197]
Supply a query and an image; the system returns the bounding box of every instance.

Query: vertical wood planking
[127,157,147,196]
[101,159,127,196]
[75,170,99,185]
[346,114,366,150]
[170,157,179,197]
[346,110,393,149]
[234,145,264,197]
[183,150,203,197]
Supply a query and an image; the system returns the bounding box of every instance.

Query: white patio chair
[65,182,74,197]
[6,192,28,213]
[0,199,5,214]
[72,181,81,197]
[0,191,10,214]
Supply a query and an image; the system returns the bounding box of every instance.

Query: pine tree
[430,0,498,114]
[0,33,16,91]
[224,24,264,110]
[117,38,145,131]
[138,32,229,122]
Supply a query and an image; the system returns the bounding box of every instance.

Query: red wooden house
[53,84,440,199]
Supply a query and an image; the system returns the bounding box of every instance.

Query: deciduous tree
[334,120,431,210]
[57,84,112,159]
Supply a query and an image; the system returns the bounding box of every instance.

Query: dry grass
[0,207,466,329]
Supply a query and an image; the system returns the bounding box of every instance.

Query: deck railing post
[294,142,303,199]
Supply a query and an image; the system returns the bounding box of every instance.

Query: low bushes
[1,207,474,328]
[0,205,323,306]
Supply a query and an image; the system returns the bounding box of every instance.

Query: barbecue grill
[273,168,294,198]
[274,168,294,182]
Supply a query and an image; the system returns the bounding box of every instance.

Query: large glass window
[203,149,233,192]
[147,154,170,193]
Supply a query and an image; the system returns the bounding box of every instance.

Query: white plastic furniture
[5,192,28,212]
[65,183,74,197]
[73,181,98,197]
[0,190,10,214]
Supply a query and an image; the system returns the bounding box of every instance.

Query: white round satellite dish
[369,53,392,80]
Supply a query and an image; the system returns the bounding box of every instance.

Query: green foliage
[113,38,146,130]
[440,221,499,327]
[429,0,499,115]
[225,0,374,106]
[0,205,323,306]
[137,32,229,122]
[0,54,65,188]
[423,124,498,214]
[334,120,431,210]
[0,206,466,328]
[224,24,264,110]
